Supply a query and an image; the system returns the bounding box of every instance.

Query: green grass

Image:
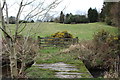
[26,47,91,78]
[8,22,118,40]
[25,67,55,78]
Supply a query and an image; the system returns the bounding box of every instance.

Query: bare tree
[0,0,61,78]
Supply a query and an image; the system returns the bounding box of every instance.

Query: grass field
[9,22,118,40]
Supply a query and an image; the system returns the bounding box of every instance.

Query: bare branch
[21,0,62,38]
[17,23,27,34]
[1,1,5,10]
[5,1,9,24]
[24,0,46,20]
[14,0,24,41]
[0,3,9,41]
[22,0,35,6]
[29,0,61,19]
[0,27,12,41]
[16,0,46,34]
[16,0,61,36]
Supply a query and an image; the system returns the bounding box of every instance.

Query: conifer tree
[88,8,98,22]
[59,11,64,23]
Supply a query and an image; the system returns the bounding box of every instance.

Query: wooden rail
[38,36,79,47]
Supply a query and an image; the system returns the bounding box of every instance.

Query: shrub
[60,29,120,78]
[51,31,73,38]
[93,29,110,44]
[92,29,120,76]
[105,17,112,25]
[93,29,119,55]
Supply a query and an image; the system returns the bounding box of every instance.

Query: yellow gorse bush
[51,31,73,38]
[114,37,118,40]
[106,36,119,43]
[45,31,74,44]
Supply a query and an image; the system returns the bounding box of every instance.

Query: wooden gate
[38,36,79,47]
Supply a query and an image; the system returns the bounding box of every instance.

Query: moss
[26,67,56,78]
[80,73,92,78]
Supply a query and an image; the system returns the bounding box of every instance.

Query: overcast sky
[55,0,104,14]
[4,0,104,20]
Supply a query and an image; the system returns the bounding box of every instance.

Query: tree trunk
[9,42,18,78]
[0,1,18,78]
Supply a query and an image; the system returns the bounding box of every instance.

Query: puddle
[33,62,90,78]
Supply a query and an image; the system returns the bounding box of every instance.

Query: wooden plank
[39,37,74,39]
[38,36,79,48]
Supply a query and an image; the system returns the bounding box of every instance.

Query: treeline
[100,2,120,27]
[54,8,99,24]
[8,16,34,24]
[60,13,89,24]
[55,2,120,26]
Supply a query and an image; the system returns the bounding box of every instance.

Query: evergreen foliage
[88,8,98,22]
[58,11,89,24]
[59,11,64,23]
[31,20,34,23]
[9,16,16,24]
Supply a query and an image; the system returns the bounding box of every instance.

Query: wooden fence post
[76,37,79,43]
[38,36,41,48]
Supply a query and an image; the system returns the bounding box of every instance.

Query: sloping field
[9,22,118,40]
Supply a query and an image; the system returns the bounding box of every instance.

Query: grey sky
[55,0,104,14]
[4,0,104,19]
[104,0,120,2]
